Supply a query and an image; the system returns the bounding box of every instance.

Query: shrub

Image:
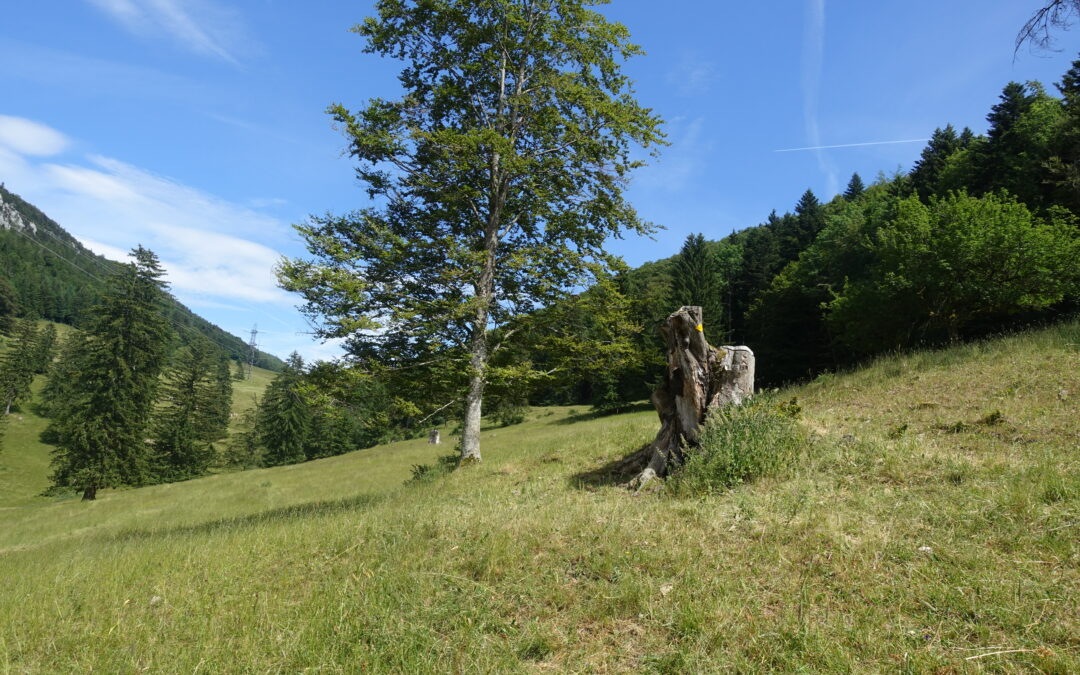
[669,395,808,496]
[407,453,458,484]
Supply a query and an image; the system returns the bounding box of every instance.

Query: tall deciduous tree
[279,0,664,464]
[48,247,171,500]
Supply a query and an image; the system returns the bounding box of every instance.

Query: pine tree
[669,234,725,340]
[48,247,172,500]
[258,352,310,466]
[843,173,866,200]
[910,125,962,198]
[38,329,85,420]
[225,401,263,469]
[1049,55,1080,211]
[0,319,39,415]
[0,277,18,336]
[151,337,223,482]
[30,323,57,374]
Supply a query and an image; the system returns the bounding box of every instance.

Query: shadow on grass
[553,401,653,426]
[570,442,651,489]
[109,493,383,543]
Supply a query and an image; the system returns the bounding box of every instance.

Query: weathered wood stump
[428,429,441,445]
[627,306,754,489]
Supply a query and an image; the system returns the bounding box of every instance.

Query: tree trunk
[628,306,755,489]
[82,486,97,501]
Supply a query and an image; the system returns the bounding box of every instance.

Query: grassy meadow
[0,320,1078,672]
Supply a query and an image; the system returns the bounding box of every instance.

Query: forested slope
[0,185,284,371]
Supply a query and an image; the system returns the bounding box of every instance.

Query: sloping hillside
[0,347,278,508]
[0,321,1077,672]
[0,185,285,371]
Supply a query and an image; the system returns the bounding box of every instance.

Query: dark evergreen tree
[669,234,725,339]
[30,323,57,374]
[0,318,38,414]
[48,247,172,500]
[909,125,962,198]
[1049,55,1080,212]
[225,401,263,469]
[258,352,310,466]
[37,330,86,421]
[0,277,18,336]
[151,337,225,482]
[843,173,865,200]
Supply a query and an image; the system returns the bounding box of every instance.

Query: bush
[407,453,458,484]
[669,395,808,496]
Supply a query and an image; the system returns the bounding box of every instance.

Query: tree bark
[82,486,97,501]
[628,306,755,489]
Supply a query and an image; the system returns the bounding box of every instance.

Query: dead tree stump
[627,306,754,489]
[428,429,441,445]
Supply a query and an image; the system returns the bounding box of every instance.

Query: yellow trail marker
[695,323,703,332]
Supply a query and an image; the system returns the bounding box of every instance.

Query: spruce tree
[1049,55,1080,211]
[670,234,725,340]
[843,173,865,200]
[48,247,171,500]
[30,323,57,374]
[0,319,39,415]
[258,352,310,466]
[38,329,86,420]
[151,337,223,482]
[910,125,961,198]
[0,278,18,336]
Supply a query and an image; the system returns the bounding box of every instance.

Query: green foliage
[0,276,18,335]
[842,172,865,200]
[278,0,665,459]
[258,353,311,466]
[669,233,736,340]
[668,396,809,496]
[0,318,39,414]
[30,323,57,374]
[151,337,232,482]
[826,191,1080,352]
[224,401,263,469]
[48,247,172,498]
[0,185,285,371]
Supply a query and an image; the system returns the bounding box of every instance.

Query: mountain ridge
[0,184,285,371]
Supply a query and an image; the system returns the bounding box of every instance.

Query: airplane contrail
[775,138,929,153]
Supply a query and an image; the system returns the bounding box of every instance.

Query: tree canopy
[279,0,664,463]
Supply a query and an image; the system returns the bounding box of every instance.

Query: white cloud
[84,0,251,65]
[76,236,133,263]
[147,222,294,305]
[0,115,71,156]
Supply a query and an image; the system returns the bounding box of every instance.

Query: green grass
[0,321,1078,671]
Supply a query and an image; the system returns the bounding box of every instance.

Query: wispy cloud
[0,115,326,358]
[84,0,253,65]
[635,115,711,193]
[801,0,839,195]
[0,115,71,156]
[775,138,930,152]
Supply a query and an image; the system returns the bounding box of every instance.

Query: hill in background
[0,185,285,371]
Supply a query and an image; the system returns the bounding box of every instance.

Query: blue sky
[0,1,1076,361]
